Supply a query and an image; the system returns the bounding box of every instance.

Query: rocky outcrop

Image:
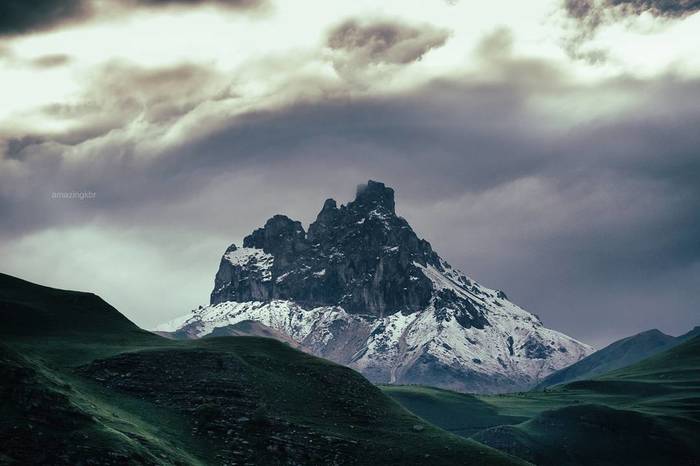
[212,181,439,318]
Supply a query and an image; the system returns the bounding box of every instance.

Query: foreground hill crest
[160,180,592,393]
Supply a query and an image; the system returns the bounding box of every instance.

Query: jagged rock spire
[212,181,436,315]
[352,180,396,214]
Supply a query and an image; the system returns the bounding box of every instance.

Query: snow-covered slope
[158,180,592,393]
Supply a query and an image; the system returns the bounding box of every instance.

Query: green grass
[6,271,695,465]
[383,336,700,465]
[0,273,527,465]
[473,403,697,466]
[379,385,528,437]
[0,342,204,466]
[534,329,679,390]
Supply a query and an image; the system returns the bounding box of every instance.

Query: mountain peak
[638,329,664,336]
[631,329,672,341]
[177,180,593,393]
[321,198,338,211]
[215,180,436,313]
[242,214,307,257]
[352,180,395,214]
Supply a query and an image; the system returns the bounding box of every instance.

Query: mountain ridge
[159,180,592,393]
[536,326,700,389]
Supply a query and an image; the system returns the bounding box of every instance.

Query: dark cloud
[326,19,449,82]
[0,0,88,36]
[564,0,700,36]
[565,0,700,22]
[562,0,700,61]
[4,136,45,160]
[607,0,700,16]
[0,0,267,36]
[1,47,698,345]
[565,0,595,18]
[125,0,270,15]
[135,0,263,6]
[83,61,233,127]
[328,19,449,64]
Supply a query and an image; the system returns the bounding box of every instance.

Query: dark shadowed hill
[0,272,151,338]
[0,273,526,466]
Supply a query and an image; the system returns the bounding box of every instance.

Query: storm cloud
[0,0,88,35]
[0,2,697,345]
[326,19,450,83]
[0,0,267,35]
[562,0,700,61]
[565,0,700,24]
[1,41,698,343]
[563,0,700,36]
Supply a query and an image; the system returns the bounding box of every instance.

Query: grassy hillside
[383,336,700,465]
[0,273,525,466]
[600,333,700,386]
[379,385,528,437]
[535,328,693,390]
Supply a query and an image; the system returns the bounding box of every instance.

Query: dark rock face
[521,337,555,359]
[433,290,489,330]
[211,180,448,318]
[243,215,310,267]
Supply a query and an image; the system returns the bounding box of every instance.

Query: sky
[1,0,699,348]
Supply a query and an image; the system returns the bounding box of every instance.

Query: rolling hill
[383,334,700,465]
[0,273,525,466]
[536,327,700,389]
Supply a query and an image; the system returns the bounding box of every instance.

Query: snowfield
[158,254,592,393]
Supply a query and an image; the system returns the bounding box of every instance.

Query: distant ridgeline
[536,326,700,389]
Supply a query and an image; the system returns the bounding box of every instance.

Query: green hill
[0,273,525,466]
[599,332,700,386]
[379,385,528,437]
[383,335,700,465]
[536,328,698,390]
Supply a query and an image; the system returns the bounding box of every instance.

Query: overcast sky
[1,0,698,348]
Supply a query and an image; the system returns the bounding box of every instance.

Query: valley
[383,336,700,465]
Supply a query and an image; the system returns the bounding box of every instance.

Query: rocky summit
[159,180,592,393]
[210,181,436,316]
